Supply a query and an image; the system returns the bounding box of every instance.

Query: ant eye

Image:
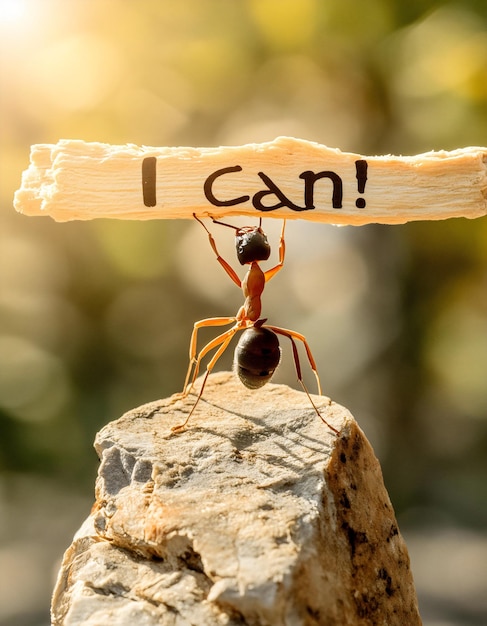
[234,327,281,389]
[236,229,271,265]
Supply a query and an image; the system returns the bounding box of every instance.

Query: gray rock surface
[51,371,422,625]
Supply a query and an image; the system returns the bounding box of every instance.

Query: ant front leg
[264,220,286,282]
[193,214,241,287]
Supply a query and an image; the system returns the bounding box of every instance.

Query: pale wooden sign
[14,136,487,225]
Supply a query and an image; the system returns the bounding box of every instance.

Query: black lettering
[355,160,368,208]
[142,157,157,207]
[253,172,306,212]
[299,170,343,209]
[204,166,250,206]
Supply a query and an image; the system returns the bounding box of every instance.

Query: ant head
[234,326,281,389]
[235,226,271,265]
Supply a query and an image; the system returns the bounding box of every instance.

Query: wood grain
[14,136,487,224]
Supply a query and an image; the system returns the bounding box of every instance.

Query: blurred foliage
[1,1,487,624]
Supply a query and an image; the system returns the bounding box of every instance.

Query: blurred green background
[1,1,487,624]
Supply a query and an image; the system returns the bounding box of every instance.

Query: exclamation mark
[355,160,367,208]
[142,157,157,207]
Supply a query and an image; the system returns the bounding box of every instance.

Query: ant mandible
[172,213,339,434]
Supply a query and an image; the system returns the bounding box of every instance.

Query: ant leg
[267,326,321,393]
[185,322,239,394]
[193,214,241,287]
[267,325,339,434]
[180,317,236,396]
[172,327,239,432]
[264,219,286,282]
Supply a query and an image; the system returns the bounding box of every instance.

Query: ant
[172,213,339,434]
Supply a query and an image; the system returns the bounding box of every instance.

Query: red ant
[172,214,339,434]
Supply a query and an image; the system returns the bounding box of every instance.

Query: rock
[51,371,422,626]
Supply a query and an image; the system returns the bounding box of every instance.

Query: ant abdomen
[234,326,281,389]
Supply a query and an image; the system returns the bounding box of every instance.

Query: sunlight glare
[0,0,27,23]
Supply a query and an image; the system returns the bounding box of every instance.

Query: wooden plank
[13,136,487,224]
